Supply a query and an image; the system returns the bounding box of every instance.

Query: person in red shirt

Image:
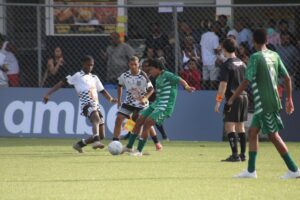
[180,57,201,90]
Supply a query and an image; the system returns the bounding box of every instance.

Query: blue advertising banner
[0,88,299,141]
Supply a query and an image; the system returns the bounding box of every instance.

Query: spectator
[145,22,169,52]
[276,32,300,86]
[193,19,211,44]
[200,21,221,90]
[0,51,8,87]
[278,19,297,45]
[236,19,253,50]
[266,19,281,46]
[163,33,177,73]
[237,43,250,64]
[42,46,67,87]
[0,35,20,87]
[179,21,194,48]
[102,32,135,83]
[217,15,230,42]
[180,57,201,90]
[181,36,201,67]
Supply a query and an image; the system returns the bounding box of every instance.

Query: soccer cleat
[239,154,246,162]
[92,141,105,149]
[130,150,143,157]
[221,155,241,162]
[233,170,257,179]
[155,142,163,151]
[280,169,300,179]
[121,146,134,154]
[73,143,84,153]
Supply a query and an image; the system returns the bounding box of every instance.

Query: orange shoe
[155,142,163,151]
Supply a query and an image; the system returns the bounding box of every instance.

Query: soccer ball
[108,141,123,155]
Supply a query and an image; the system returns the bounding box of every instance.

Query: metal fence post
[37,5,42,87]
[172,5,179,75]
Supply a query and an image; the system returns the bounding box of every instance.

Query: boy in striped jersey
[123,59,195,156]
[228,29,299,179]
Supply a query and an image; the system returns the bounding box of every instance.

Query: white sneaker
[130,150,143,157]
[234,169,257,179]
[281,169,300,179]
[121,146,134,154]
[92,141,105,149]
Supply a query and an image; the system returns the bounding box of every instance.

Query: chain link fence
[0,3,299,90]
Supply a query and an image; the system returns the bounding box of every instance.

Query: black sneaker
[221,155,241,162]
[239,154,246,161]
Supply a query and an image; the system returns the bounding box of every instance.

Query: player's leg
[155,123,169,140]
[112,113,127,141]
[124,114,146,151]
[222,122,240,162]
[149,126,163,151]
[236,122,246,161]
[89,111,105,149]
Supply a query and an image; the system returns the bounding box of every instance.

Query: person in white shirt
[43,55,117,153]
[200,22,221,89]
[0,52,8,87]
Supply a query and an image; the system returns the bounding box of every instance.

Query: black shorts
[223,95,248,123]
[118,103,143,118]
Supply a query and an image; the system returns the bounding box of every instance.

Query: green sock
[248,151,257,173]
[282,152,298,172]
[137,138,147,152]
[126,134,138,148]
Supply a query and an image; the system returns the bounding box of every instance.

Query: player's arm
[117,85,123,108]
[43,80,65,103]
[214,81,227,113]
[227,80,249,105]
[179,78,195,93]
[284,74,294,115]
[101,89,117,104]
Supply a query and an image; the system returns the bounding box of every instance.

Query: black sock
[151,135,159,144]
[238,132,246,155]
[112,137,120,141]
[227,132,238,155]
[93,135,100,142]
[77,139,87,148]
[156,124,168,139]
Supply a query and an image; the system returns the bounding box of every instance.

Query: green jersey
[246,49,288,114]
[150,71,181,116]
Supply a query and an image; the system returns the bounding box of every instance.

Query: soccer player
[43,55,117,153]
[214,38,248,162]
[112,56,163,150]
[123,59,195,156]
[228,29,300,178]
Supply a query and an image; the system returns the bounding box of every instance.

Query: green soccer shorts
[140,106,170,125]
[251,112,284,135]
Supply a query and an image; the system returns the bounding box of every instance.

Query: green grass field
[0,137,299,200]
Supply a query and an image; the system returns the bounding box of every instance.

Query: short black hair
[222,38,237,53]
[148,58,165,70]
[82,55,94,63]
[253,29,267,45]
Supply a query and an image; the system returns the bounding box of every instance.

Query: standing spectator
[236,19,253,50]
[278,19,297,45]
[217,15,230,42]
[237,43,250,64]
[180,57,201,90]
[145,22,169,52]
[266,19,281,46]
[42,46,67,87]
[193,19,211,44]
[102,32,135,83]
[200,21,221,90]
[0,35,20,87]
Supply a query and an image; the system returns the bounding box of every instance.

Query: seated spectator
[237,43,250,64]
[42,46,67,87]
[0,34,20,87]
[180,58,201,90]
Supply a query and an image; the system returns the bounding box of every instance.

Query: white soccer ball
[108,141,123,155]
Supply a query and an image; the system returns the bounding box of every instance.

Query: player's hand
[185,86,196,93]
[214,102,221,113]
[285,98,294,115]
[43,95,49,104]
[117,100,122,109]
[110,98,118,104]
[224,103,232,113]
[227,98,233,106]
[139,97,148,105]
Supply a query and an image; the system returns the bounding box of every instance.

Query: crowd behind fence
[0,3,299,91]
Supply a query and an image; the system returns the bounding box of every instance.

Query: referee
[214,38,248,162]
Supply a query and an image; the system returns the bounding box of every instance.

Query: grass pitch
[0,137,299,200]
